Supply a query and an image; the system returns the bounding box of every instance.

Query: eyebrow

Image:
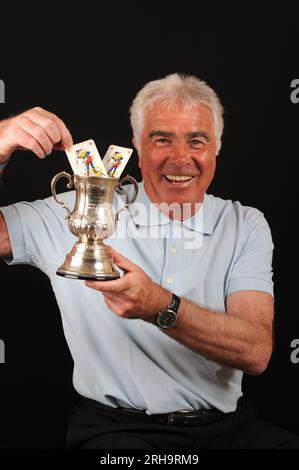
[148,130,210,142]
[186,131,210,142]
[148,130,175,139]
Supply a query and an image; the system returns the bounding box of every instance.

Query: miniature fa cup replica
[51,172,138,280]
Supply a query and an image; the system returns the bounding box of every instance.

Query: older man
[0,74,298,449]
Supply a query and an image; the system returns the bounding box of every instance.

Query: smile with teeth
[164,174,194,183]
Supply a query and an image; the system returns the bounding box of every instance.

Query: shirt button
[167,276,173,284]
[170,247,177,255]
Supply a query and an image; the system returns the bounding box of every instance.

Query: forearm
[0,121,13,173]
[0,118,14,164]
[161,296,273,375]
[85,251,274,375]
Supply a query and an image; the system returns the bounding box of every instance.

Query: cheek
[140,149,165,170]
[202,160,216,183]
[197,150,216,169]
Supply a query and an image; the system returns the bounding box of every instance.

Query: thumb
[107,246,139,272]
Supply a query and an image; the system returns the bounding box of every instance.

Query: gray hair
[130,73,224,155]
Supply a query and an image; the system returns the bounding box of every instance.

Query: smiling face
[135,103,217,210]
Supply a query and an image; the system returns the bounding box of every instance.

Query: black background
[0,4,298,448]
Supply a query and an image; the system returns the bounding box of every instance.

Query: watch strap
[168,293,181,313]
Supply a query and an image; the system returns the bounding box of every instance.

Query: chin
[161,192,196,206]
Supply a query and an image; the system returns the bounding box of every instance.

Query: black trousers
[66,396,299,449]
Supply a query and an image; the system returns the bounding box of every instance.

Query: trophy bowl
[51,172,138,280]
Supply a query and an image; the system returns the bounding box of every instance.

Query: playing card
[102,145,133,178]
[65,139,108,177]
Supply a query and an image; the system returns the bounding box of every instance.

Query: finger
[107,246,139,273]
[103,297,124,317]
[33,107,73,150]
[103,292,117,302]
[103,294,130,317]
[103,295,117,307]
[85,277,129,293]
[17,115,53,156]
[24,109,62,147]
[13,124,47,158]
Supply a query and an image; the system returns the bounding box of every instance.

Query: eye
[190,139,204,148]
[155,138,171,147]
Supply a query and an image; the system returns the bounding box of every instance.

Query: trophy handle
[51,171,73,219]
[115,175,138,221]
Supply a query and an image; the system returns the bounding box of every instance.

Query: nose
[168,142,191,167]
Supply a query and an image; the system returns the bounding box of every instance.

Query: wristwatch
[156,293,181,329]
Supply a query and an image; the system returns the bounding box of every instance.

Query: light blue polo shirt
[0,181,274,414]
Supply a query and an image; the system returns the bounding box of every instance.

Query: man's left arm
[163,289,274,375]
[85,246,274,376]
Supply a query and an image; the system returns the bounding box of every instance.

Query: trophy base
[56,271,120,281]
[56,241,120,281]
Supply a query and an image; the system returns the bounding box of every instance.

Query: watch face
[157,309,177,328]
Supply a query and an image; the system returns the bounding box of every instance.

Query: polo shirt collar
[130,181,214,235]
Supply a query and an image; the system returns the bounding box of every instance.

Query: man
[0,74,298,449]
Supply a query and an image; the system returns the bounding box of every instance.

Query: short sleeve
[226,212,274,298]
[0,204,29,264]
[0,191,75,271]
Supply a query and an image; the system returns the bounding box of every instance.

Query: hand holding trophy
[51,140,138,280]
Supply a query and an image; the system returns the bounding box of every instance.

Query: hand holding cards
[65,140,132,178]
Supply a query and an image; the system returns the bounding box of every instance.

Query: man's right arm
[0,211,11,257]
[0,107,73,258]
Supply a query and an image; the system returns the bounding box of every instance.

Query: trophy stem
[56,240,120,281]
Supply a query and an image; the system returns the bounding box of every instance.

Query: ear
[132,137,141,169]
[132,136,138,152]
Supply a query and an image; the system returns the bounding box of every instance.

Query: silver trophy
[51,172,138,280]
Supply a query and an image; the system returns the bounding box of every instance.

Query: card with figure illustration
[102,145,133,178]
[65,139,108,177]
